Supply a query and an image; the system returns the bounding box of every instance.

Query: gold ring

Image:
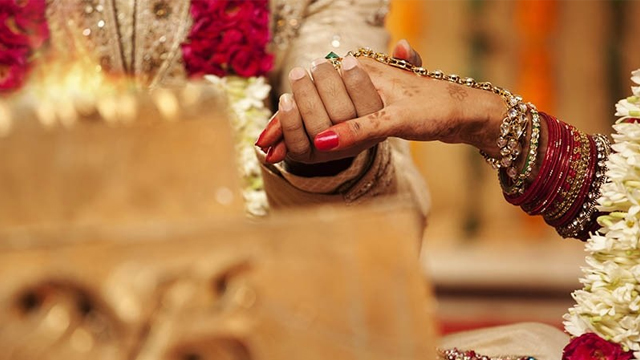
[325,51,342,70]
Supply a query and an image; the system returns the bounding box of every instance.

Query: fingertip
[341,56,359,71]
[314,130,340,151]
[398,39,411,52]
[279,93,294,111]
[266,141,287,163]
[289,67,307,81]
[255,114,282,148]
[393,39,410,59]
[311,57,328,71]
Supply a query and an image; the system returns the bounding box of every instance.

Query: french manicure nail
[279,94,293,111]
[341,56,357,71]
[314,131,339,151]
[311,58,328,71]
[289,67,306,80]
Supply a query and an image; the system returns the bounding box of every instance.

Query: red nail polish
[314,131,339,151]
[265,146,275,162]
[255,130,267,147]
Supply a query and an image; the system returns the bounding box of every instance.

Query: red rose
[183,0,273,78]
[563,333,634,360]
[0,48,28,90]
[0,0,49,91]
[13,0,49,49]
[227,45,259,77]
[0,0,48,49]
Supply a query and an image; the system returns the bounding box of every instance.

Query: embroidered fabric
[46,0,191,88]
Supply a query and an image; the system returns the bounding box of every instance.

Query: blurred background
[386,0,640,335]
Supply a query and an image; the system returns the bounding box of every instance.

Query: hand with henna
[255,40,423,175]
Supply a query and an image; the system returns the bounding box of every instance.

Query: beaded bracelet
[483,98,530,172]
[438,348,535,360]
[500,106,541,195]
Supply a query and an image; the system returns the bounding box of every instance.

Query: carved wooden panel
[0,205,437,360]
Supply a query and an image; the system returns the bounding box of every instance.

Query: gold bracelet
[335,48,530,173]
[500,106,541,195]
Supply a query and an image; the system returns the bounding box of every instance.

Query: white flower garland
[204,75,272,217]
[564,69,640,358]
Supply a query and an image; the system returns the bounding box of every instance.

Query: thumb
[313,113,393,151]
[392,39,422,67]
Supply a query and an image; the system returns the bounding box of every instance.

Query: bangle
[543,129,591,222]
[556,134,610,238]
[549,135,597,227]
[481,97,530,172]
[500,106,541,195]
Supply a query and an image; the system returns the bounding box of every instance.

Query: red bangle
[525,123,573,215]
[538,127,586,217]
[520,115,571,214]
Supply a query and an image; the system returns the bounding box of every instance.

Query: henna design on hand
[447,83,468,101]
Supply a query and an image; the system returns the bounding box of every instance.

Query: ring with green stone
[325,51,342,70]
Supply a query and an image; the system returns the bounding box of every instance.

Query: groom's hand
[256,40,422,165]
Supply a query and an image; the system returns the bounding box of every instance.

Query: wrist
[460,89,505,158]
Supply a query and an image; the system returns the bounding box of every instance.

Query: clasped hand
[256,41,503,165]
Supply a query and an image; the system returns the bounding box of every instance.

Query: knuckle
[348,121,362,136]
[288,146,312,158]
[345,68,368,84]
[328,105,357,123]
[281,121,304,133]
[298,101,317,117]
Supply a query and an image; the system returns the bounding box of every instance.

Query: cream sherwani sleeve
[263,0,431,226]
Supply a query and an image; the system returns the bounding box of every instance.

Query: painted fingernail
[279,94,293,111]
[399,39,411,52]
[255,130,267,147]
[265,146,275,162]
[341,56,357,71]
[289,67,306,80]
[311,58,328,71]
[255,120,272,146]
[314,131,339,151]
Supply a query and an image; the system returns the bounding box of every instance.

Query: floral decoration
[563,333,634,360]
[204,74,271,216]
[563,70,640,360]
[182,0,274,78]
[182,0,274,215]
[0,0,49,91]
